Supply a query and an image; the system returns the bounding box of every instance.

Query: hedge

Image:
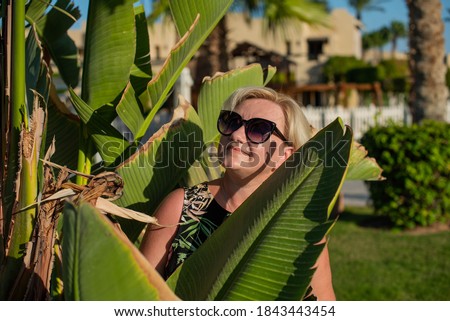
[360,120,450,229]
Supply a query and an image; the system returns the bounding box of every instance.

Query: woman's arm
[310,242,336,300]
[139,188,185,276]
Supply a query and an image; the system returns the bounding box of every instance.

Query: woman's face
[218,98,292,180]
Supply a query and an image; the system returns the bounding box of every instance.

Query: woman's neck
[211,172,265,213]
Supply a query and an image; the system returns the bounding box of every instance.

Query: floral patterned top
[164,182,230,278]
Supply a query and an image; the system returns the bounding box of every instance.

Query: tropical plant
[361,27,391,60]
[0,0,81,300]
[378,58,410,93]
[0,0,382,301]
[406,0,448,122]
[323,56,367,82]
[388,20,406,58]
[347,0,387,22]
[0,0,235,300]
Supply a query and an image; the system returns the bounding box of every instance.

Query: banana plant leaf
[114,98,204,241]
[45,92,80,172]
[62,201,178,300]
[130,4,153,96]
[346,141,385,181]
[25,0,81,88]
[81,0,135,111]
[25,27,47,113]
[135,0,233,141]
[167,117,353,300]
[69,88,130,166]
[115,82,145,140]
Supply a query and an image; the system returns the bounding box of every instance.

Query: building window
[155,45,161,60]
[307,38,328,60]
[285,41,291,56]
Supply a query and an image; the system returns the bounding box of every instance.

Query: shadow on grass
[338,207,394,230]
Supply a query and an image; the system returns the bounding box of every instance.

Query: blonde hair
[222,86,315,149]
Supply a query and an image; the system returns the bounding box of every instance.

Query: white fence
[302,102,450,140]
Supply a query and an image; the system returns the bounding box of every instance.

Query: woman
[140,86,336,300]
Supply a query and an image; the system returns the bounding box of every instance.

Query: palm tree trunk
[391,37,397,59]
[407,0,448,122]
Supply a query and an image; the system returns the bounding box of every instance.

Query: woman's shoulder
[162,182,212,207]
[152,188,185,225]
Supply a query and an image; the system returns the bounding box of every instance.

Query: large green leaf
[135,0,233,141]
[69,88,129,166]
[114,98,204,241]
[45,96,80,171]
[62,201,178,300]
[346,141,385,181]
[115,82,144,140]
[25,27,50,114]
[25,0,48,22]
[81,0,135,110]
[198,63,276,144]
[26,0,81,88]
[167,118,352,300]
[130,4,153,96]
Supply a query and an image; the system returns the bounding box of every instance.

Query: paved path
[341,180,371,207]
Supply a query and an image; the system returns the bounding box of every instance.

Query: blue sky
[73,0,450,54]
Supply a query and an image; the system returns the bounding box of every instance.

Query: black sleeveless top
[163,182,317,300]
[164,182,230,278]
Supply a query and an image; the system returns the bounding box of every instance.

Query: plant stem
[76,125,93,186]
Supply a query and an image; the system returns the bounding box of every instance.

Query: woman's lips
[227,142,251,156]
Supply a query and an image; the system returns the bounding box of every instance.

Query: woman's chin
[222,153,254,169]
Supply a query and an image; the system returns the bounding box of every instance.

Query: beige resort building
[68,8,365,106]
[144,8,362,84]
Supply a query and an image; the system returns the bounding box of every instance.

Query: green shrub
[360,120,450,229]
[379,59,410,93]
[323,56,367,82]
[346,65,386,83]
[379,59,409,78]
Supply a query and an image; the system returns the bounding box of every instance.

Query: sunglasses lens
[247,119,274,143]
[218,111,241,135]
[217,111,278,144]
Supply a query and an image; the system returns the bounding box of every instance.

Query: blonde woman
[140,86,335,300]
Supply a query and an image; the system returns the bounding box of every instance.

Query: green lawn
[328,206,450,301]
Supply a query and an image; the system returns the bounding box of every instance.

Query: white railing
[302,101,450,140]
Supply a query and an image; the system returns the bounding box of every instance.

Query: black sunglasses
[217,110,290,144]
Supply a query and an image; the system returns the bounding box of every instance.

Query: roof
[231,41,297,67]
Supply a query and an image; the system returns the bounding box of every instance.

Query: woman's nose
[229,123,246,142]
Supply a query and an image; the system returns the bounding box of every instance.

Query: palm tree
[378,26,391,55]
[348,0,387,22]
[406,0,448,122]
[362,28,390,61]
[389,20,407,58]
[348,0,389,61]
